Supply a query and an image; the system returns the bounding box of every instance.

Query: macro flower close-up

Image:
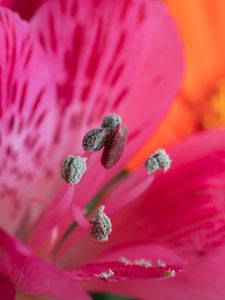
[0,0,225,300]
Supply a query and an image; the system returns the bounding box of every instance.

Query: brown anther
[101,124,128,169]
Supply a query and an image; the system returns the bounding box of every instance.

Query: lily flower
[3,0,223,300]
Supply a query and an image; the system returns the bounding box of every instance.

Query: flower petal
[0,273,15,300]
[0,228,91,300]
[86,245,225,300]
[30,0,184,207]
[51,130,225,271]
[66,243,184,282]
[71,261,182,282]
[72,243,184,298]
[80,130,225,299]
[0,7,59,232]
[108,129,225,258]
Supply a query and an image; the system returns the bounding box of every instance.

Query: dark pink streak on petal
[0,0,49,20]
[0,273,15,300]
[0,229,91,300]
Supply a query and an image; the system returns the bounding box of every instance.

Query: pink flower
[3,1,224,300]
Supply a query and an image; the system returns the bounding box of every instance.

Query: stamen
[82,128,108,152]
[95,269,114,279]
[145,149,171,174]
[102,114,122,132]
[61,155,87,185]
[90,205,112,242]
[157,259,166,268]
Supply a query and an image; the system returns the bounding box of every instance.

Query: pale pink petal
[0,7,60,232]
[0,229,91,300]
[0,273,15,300]
[30,0,184,208]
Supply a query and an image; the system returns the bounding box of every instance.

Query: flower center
[57,114,171,251]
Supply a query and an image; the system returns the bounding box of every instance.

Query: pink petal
[30,0,184,208]
[0,273,15,300]
[74,243,184,297]
[80,130,225,299]
[108,130,225,257]
[71,261,182,282]
[91,242,186,266]
[0,7,59,232]
[52,130,225,270]
[87,245,225,300]
[0,228,91,300]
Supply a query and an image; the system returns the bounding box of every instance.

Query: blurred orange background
[129,0,225,169]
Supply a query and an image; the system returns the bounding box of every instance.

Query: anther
[90,205,112,242]
[145,149,171,174]
[101,124,128,169]
[164,269,176,278]
[102,114,122,132]
[95,269,114,279]
[82,128,108,152]
[61,155,87,185]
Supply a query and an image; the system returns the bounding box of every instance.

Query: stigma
[90,205,112,242]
